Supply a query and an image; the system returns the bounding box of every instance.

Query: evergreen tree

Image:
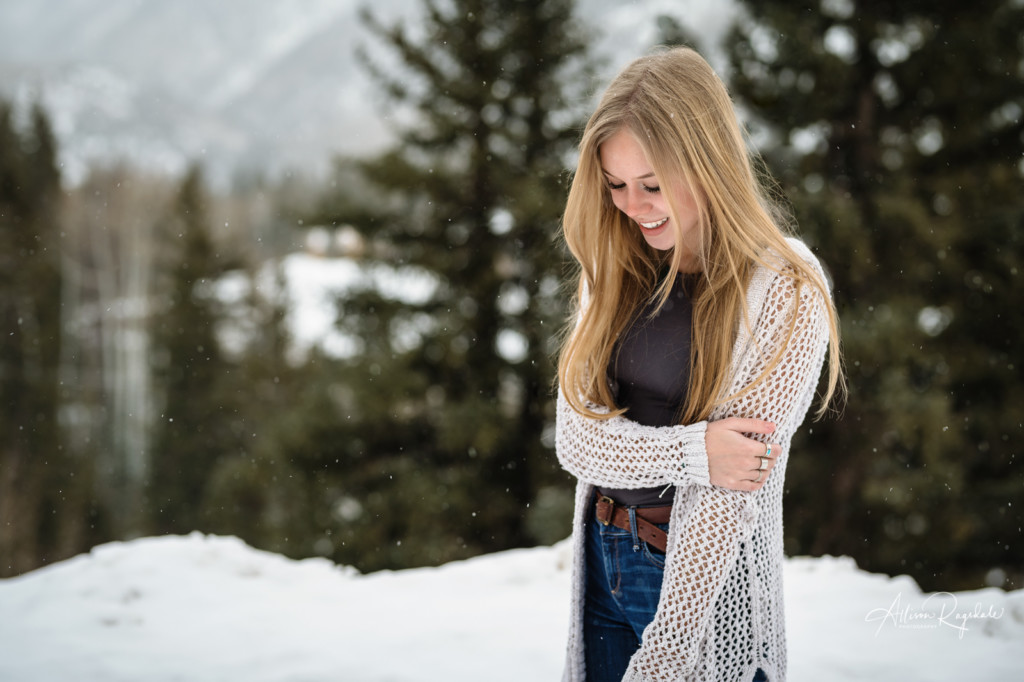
[305,0,594,568]
[149,166,236,534]
[0,101,72,574]
[723,0,1024,589]
[199,260,316,558]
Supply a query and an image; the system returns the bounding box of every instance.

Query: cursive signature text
[864,592,1005,639]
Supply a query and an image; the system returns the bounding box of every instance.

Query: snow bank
[0,534,1020,681]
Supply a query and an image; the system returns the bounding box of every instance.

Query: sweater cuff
[676,421,710,487]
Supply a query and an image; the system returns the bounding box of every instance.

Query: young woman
[555,47,844,682]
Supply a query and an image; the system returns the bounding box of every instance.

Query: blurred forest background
[1,0,1021,593]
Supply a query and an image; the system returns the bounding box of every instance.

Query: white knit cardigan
[556,239,831,682]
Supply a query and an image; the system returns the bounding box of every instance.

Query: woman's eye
[605,180,659,193]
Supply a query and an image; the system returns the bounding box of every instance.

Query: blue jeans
[583,511,767,682]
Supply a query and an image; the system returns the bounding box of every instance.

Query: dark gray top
[598,273,694,508]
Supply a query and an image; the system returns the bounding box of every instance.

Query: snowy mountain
[0,0,409,184]
[0,534,1020,681]
[0,0,736,186]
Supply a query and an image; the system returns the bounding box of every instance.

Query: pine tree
[0,102,70,574]
[724,0,1024,589]
[305,0,593,568]
[148,166,236,534]
[199,260,316,558]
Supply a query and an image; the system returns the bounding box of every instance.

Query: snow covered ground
[0,534,1021,681]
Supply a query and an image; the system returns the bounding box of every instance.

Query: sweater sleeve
[555,390,711,489]
[623,262,831,681]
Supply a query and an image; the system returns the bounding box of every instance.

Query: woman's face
[599,127,701,271]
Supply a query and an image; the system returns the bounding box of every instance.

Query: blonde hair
[558,47,843,422]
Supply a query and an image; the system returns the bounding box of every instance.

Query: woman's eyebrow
[601,169,658,180]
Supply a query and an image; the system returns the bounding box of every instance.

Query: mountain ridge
[0,0,733,186]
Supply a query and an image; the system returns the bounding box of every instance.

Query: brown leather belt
[594,492,672,553]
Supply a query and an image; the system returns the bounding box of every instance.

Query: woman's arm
[624,262,831,680]
[556,392,778,490]
[555,391,710,488]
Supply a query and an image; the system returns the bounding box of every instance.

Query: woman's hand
[705,418,779,491]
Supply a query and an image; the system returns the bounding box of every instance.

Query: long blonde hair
[558,47,843,422]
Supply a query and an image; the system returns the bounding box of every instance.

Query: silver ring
[755,470,765,483]
[759,457,769,471]
[765,443,773,458]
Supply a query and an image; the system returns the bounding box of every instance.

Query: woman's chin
[639,226,673,251]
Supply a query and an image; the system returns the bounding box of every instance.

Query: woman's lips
[639,217,668,230]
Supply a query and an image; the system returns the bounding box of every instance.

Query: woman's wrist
[676,421,710,487]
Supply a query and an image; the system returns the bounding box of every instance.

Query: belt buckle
[596,495,615,526]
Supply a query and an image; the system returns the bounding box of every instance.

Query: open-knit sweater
[556,239,831,682]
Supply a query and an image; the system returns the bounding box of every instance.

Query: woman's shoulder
[784,237,827,278]
[751,237,829,293]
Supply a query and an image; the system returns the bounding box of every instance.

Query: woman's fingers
[749,443,778,477]
[730,449,779,491]
[706,418,782,491]
[715,416,776,436]
[725,446,777,491]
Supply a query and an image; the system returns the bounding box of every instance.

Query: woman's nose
[623,186,649,216]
